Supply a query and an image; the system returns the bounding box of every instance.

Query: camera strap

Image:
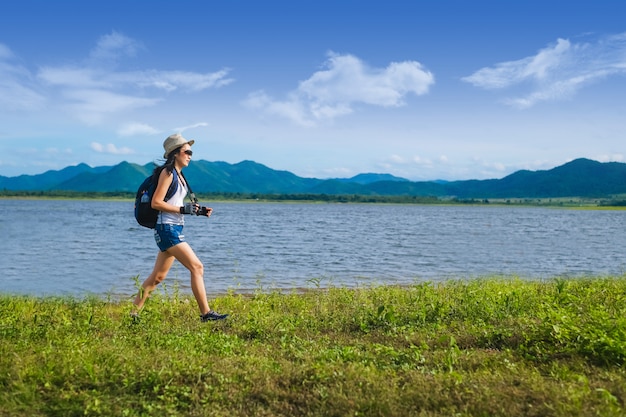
[178,170,198,204]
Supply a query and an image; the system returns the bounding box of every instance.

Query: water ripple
[1,200,625,297]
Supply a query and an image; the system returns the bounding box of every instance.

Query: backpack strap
[164,169,179,202]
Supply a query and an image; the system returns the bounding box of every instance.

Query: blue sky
[1,1,625,180]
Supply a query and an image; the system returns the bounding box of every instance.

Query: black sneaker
[201,311,229,322]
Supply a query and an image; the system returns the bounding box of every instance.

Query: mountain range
[1,158,626,199]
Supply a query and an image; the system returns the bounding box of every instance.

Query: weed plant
[1,277,625,416]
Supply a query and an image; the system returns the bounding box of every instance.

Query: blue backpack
[134,169,180,228]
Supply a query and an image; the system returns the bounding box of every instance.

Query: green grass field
[1,277,625,416]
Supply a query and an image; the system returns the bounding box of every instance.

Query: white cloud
[0,43,15,59]
[2,31,233,123]
[64,89,161,124]
[38,67,108,88]
[412,155,433,166]
[388,154,407,164]
[319,166,353,177]
[0,43,46,111]
[131,69,234,92]
[36,31,231,125]
[88,31,142,67]
[0,78,47,111]
[300,53,433,106]
[173,122,209,133]
[243,90,315,127]
[91,142,134,154]
[39,66,234,93]
[463,38,572,89]
[117,122,160,136]
[486,161,507,172]
[386,154,441,167]
[596,153,625,163]
[463,33,626,108]
[244,52,435,126]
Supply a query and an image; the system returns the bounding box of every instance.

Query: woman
[131,133,228,322]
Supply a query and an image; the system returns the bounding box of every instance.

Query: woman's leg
[166,242,211,315]
[132,250,176,312]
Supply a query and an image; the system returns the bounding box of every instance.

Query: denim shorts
[154,223,185,252]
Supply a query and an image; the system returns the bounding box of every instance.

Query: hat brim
[163,140,194,158]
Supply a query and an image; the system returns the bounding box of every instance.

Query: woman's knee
[189,260,204,276]
[152,273,167,284]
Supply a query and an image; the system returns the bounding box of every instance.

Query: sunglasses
[183,150,193,156]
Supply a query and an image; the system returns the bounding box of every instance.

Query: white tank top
[157,170,188,225]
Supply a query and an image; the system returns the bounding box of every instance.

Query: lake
[1,199,624,299]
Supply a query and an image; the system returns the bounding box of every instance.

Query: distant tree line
[0,190,442,204]
[0,190,132,199]
[2,189,624,206]
[217,193,441,204]
[599,199,626,207]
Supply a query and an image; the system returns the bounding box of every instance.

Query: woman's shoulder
[158,167,174,178]
[156,167,175,186]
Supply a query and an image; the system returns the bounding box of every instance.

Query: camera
[182,202,210,216]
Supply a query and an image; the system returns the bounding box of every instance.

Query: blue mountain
[1,158,626,198]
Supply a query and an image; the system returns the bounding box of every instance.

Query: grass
[1,277,625,416]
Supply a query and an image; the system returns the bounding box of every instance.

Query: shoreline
[2,194,626,209]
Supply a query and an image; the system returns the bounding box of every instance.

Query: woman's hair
[152,146,182,179]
